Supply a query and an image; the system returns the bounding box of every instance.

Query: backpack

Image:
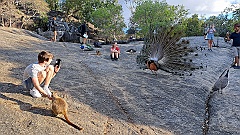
[78,26,82,33]
[48,20,53,29]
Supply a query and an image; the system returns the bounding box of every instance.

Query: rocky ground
[0,27,239,135]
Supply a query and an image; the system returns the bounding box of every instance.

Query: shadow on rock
[0,82,53,116]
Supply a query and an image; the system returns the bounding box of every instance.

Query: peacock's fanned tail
[137,25,199,75]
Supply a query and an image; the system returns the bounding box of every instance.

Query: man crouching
[23,51,60,99]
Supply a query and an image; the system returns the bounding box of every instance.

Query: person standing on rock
[203,24,208,40]
[79,22,88,45]
[226,23,240,67]
[22,51,60,99]
[206,24,216,51]
[51,17,58,42]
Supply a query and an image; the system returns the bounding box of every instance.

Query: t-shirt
[229,32,240,47]
[80,24,87,35]
[23,63,46,81]
[207,28,215,34]
[111,46,120,52]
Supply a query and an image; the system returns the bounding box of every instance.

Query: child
[23,51,60,99]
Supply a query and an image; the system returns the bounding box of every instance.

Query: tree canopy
[91,3,126,41]
[1,0,240,40]
[130,0,188,36]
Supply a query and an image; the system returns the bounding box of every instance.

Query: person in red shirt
[110,42,120,61]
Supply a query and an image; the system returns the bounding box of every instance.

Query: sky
[118,0,240,27]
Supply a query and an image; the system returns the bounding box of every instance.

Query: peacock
[211,68,229,94]
[137,25,199,75]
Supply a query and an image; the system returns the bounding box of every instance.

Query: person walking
[51,17,58,42]
[203,24,208,40]
[206,24,216,51]
[79,22,88,45]
[226,23,240,68]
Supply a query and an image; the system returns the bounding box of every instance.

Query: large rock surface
[0,27,239,135]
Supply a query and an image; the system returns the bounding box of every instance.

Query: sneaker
[30,87,42,98]
[233,66,240,69]
[208,48,213,51]
[43,86,52,97]
[80,45,85,49]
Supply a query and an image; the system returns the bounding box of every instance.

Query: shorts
[80,37,84,43]
[51,27,56,32]
[83,33,88,38]
[207,33,214,40]
[23,77,34,90]
[232,46,240,57]
[23,77,42,98]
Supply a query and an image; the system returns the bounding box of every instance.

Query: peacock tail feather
[137,25,200,75]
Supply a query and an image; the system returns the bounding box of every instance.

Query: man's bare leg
[235,56,239,66]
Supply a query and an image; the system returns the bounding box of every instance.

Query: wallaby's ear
[52,91,57,97]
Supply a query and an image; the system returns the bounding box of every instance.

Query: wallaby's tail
[64,114,83,130]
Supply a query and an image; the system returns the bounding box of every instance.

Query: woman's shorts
[207,33,214,40]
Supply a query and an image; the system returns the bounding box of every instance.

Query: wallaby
[96,50,101,55]
[52,92,83,130]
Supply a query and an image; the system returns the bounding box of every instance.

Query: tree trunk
[9,17,11,27]
[21,12,37,29]
[1,15,4,27]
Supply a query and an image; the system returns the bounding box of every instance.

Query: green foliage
[217,6,240,35]
[232,7,240,21]
[61,0,112,22]
[131,0,188,37]
[91,1,126,41]
[45,0,59,10]
[42,0,240,39]
[39,15,49,27]
[61,0,84,19]
[185,14,204,36]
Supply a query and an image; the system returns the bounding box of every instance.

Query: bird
[96,50,101,55]
[211,68,229,94]
[126,49,137,54]
[137,24,199,75]
[145,60,159,75]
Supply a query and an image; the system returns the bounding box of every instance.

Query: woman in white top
[207,24,216,51]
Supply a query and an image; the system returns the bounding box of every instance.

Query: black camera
[54,59,61,68]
